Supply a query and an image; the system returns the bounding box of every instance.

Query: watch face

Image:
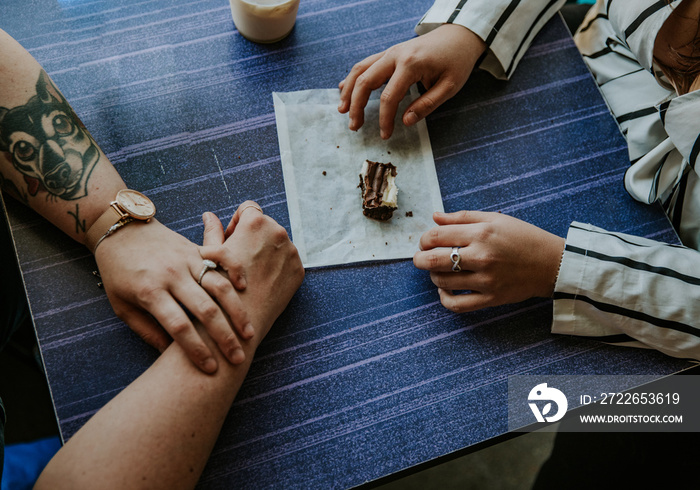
[116,189,156,220]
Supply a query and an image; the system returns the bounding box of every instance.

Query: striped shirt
[417,0,700,360]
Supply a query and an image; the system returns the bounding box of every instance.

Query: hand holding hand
[200,202,305,342]
[94,219,251,374]
[338,24,486,139]
[413,211,565,313]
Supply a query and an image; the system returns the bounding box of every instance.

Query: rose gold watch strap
[85,206,124,254]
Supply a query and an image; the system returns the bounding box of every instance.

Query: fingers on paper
[347,53,405,132]
[377,63,421,139]
[338,51,384,115]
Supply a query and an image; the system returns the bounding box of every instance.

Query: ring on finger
[450,247,461,272]
[197,259,218,285]
[240,203,263,215]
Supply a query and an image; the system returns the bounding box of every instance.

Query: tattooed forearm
[67,203,86,234]
[0,70,100,201]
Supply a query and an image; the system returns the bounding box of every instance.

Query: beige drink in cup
[229,0,300,43]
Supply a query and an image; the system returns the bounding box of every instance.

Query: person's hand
[200,201,305,342]
[338,24,487,139]
[413,211,565,313]
[94,219,252,374]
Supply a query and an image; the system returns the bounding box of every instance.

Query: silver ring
[197,259,218,285]
[450,247,461,272]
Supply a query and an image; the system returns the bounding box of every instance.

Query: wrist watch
[85,189,156,253]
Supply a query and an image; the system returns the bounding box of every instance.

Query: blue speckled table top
[2,0,692,488]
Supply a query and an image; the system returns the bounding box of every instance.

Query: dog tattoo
[0,70,99,201]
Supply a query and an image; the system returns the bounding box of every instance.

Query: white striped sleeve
[552,222,700,360]
[574,1,675,163]
[415,0,566,80]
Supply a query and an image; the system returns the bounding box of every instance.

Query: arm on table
[35,204,305,489]
[413,211,565,312]
[553,222,700,361]
[414,211,700,362]
[0,28,250,372]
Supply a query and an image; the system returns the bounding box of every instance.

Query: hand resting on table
[414,211,565,313]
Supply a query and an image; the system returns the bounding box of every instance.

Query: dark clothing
[0,199,28,353]
[1,198,31,481]
[0,396,5,481]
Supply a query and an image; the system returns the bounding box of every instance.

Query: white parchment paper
[273,86,444,268]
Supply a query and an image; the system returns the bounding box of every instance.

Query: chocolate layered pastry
[359,160,398,221]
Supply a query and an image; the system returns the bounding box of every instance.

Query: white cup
[229,0,300,44]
